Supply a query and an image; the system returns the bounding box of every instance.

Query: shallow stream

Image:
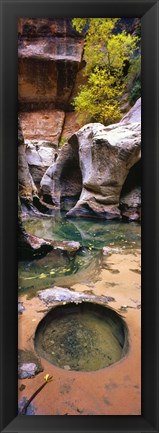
[18,216,141,298]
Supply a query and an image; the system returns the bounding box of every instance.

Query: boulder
[18,363,37,379]
[18,349,43,378]
[38,287,115,304]
[66,121,141,219]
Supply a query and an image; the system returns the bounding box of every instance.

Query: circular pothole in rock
[34,302,128,372]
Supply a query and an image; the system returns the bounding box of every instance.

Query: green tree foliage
[125,56,141,105]
[72,18,140,125]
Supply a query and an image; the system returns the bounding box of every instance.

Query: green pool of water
[19,216,141,298]
[23,216,141,250]
[35,302,127,371]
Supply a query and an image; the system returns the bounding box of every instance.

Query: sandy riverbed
[18,249,141,415]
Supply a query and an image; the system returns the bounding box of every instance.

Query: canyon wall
[18,19,141,221]
[18,18,85,189]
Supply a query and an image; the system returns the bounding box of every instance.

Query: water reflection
[19,216,141,298]
[23,216,141,250]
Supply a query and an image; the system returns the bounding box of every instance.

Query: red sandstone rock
[19,111,65,145]
[61,112,83,142]
[18,19,84,111]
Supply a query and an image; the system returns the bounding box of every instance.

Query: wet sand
[18,249,141,415]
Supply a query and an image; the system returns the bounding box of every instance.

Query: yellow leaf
[39,273,47,279]
[24,276,37,280]
[44,374,53,382]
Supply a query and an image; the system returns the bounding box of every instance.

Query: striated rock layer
[18,18,84,111]
[18,18,85,187]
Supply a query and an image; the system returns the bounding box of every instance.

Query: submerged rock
[18,218,53,260]
[38,287,115,304]
[51,240,81,255]
[103,247,122,255]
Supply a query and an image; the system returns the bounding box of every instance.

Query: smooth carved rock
[18,144,38,200]
[66,121,141,219]
[26,140,57,186]
[19,110,62,186]
[19,111,83,188]
[40,98,141,220]
[120,97,141,125]
[40,100,141,219]
[40,140,82,206]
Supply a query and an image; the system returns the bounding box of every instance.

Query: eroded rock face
[18,118,38,202]
[120,159,141,221]
[19,110,65,145]
[66,121,141,219]
[18,19,84,111]
[40,140,82,207]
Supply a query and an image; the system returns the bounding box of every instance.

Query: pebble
[18,302,25,315]
[63,365,71,370]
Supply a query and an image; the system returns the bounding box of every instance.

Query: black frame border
[0,0,159,432]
